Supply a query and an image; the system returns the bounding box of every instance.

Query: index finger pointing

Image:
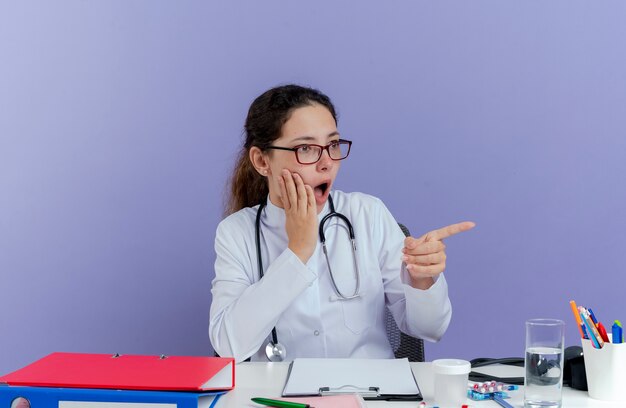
[424,221,476,241]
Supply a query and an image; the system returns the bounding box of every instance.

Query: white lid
[432,359,471,375]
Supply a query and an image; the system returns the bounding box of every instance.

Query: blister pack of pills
[467,381,518,400]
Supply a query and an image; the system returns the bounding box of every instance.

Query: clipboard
[281,358,422,401]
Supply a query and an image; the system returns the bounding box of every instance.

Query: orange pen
[569,300,586,339]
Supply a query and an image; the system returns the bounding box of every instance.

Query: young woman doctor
[209,84,474,362]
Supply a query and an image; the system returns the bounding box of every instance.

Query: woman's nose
[317,149,333,171]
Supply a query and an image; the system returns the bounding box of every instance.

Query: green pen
[251,397,311,408]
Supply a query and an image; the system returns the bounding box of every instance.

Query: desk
[218,362,620,407]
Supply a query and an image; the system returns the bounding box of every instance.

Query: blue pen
[612,322,623,344]
[580,310,601,348]
[581,324,589,340]
[493,394,515,408]
[588,308,599,325]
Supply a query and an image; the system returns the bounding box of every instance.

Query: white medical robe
[209,190,452,362]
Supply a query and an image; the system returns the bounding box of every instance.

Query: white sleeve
[375,199,452,342]
[209,219,317,362]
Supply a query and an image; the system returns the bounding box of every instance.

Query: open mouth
[314,182,329,199]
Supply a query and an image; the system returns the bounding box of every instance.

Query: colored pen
[581,324,589,340]
[579,307,602,348]
[493,394,515,408]
[584,307,607,346]
[569,300,586,339]
[613,322,623,344]
[597,322,610,343]
[588,308,599,325]
[251,397,311,408]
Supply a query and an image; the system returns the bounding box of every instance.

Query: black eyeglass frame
[265,139,353,165]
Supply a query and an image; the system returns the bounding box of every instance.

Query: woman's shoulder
[216,205,257,234]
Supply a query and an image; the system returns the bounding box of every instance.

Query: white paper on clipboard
[282,358,420,399]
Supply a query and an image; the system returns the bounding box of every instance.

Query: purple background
[1,1,625,375]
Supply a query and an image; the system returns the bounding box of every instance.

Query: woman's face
[265,103,340,214]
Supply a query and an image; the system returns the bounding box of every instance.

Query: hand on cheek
[278,169,318,263]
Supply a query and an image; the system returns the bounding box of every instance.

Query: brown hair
[225,84,337,215]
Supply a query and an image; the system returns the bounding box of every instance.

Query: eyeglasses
[265,139,352,165]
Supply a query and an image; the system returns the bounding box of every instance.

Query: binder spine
[0,385,224,408]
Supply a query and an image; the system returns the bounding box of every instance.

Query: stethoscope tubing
[319,199,360,300]
[255,193,360,361]
[254,197,279,347]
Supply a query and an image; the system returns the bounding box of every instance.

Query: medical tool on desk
[255,194,361,361]
[468,381,517,408]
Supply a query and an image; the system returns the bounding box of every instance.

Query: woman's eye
[298,145,311,153]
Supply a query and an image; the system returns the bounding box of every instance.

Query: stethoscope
[255,193,361,361]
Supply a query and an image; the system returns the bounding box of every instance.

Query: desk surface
[219,362,620,408]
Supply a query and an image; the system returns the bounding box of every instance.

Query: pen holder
[581,335,626,401]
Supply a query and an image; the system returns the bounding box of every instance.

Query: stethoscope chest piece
[265,341,286,362]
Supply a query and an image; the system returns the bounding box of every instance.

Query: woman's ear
[249,147,269,177]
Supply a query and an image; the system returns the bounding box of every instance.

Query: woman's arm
[374,199,453,342]
[209,217,316,362]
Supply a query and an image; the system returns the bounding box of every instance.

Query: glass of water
[524,318,565,408]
